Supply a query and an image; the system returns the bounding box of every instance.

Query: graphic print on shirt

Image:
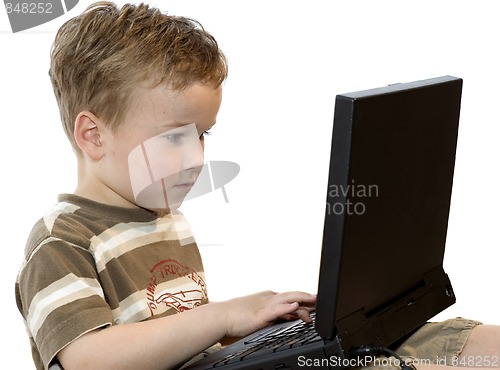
[147,258,207,316]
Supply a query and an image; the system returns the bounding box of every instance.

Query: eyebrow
[161,122,191,129]
[162,122,217,130]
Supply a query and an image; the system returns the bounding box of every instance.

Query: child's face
[101,83,222,211]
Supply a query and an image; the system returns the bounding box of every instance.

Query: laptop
[184,75,463,370]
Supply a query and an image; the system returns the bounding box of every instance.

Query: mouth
[174,182,194,192]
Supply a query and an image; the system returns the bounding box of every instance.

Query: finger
[281,306,314,322]
[292,307,314,323]
[262,301,300,323]
[273,292,316,305]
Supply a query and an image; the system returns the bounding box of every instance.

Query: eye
[165,133,184,143]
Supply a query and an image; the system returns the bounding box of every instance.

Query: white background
[1,1,499,367]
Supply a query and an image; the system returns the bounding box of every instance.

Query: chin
[150,201,183,214]
[134,183,188,212]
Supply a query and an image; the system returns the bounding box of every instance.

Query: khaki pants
[364,317,481,369]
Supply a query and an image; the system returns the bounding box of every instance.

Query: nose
[181,136,204,172]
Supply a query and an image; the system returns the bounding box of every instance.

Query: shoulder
[23,194,161,257]
[23,200,92,259]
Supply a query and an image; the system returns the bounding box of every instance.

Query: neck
[74,159,138,209]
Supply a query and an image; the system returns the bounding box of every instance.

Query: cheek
[128,143,181,190]
[112,149,135,178]
[149,149,182,181]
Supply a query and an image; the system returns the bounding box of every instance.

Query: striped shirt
[15,194,208,370]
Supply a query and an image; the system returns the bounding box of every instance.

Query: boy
[15,2,315,369]
[15,2,500,370]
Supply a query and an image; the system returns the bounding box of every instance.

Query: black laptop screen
[316,76,462,348]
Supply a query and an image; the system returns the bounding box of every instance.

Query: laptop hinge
[335,265,456,350]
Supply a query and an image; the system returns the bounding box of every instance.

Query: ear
[74,111,105,160]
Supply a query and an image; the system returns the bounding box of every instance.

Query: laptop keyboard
[208,312,321,368]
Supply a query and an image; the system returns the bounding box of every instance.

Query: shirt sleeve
[17,238,114,369]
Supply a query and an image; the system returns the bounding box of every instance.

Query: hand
[220,290,316,338]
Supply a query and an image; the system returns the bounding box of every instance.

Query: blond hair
[49,1,228,152]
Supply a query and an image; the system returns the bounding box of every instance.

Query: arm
[58,290,316,370]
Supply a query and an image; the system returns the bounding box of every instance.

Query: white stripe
[111,291,150,324]
[28,274,104,337]
[92,223,170,269]
[90,213,194,271]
